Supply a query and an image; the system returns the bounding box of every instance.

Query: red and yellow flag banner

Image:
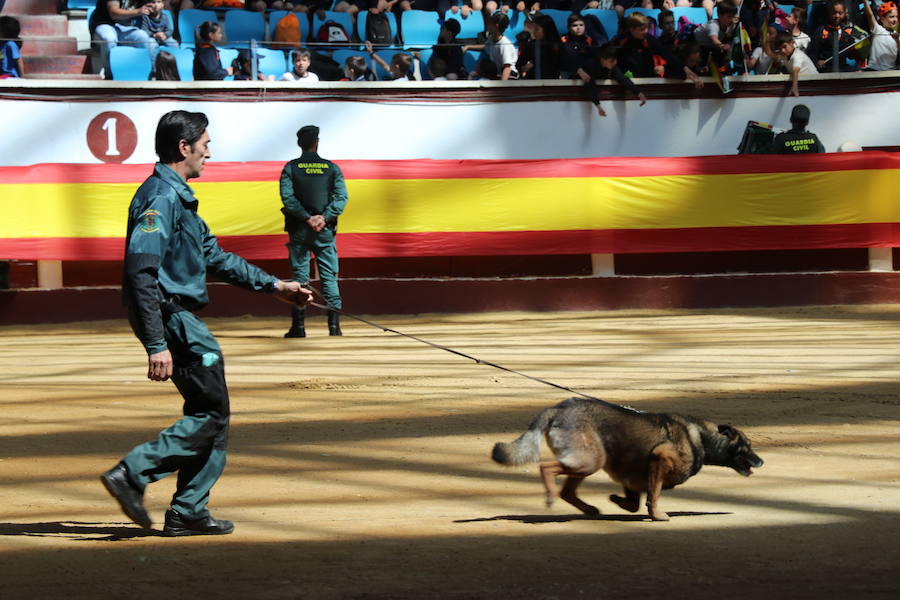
[3,153,900,261]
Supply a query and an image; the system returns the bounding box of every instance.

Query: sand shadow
[0,521,162,541]
[455,511,730,524]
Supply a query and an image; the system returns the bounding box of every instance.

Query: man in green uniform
[280,125,348,338]
[101,110,312,536]
[771,104,826,154]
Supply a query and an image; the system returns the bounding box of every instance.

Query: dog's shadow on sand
[0,521,162,541]
[455,511,730,525]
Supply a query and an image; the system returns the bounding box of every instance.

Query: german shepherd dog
[492,397,763,521]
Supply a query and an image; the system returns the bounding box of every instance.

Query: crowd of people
[18,1,897,96]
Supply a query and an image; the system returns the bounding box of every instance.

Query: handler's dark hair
[155,110,208,163]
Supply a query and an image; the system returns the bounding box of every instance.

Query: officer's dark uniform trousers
[121,163,278,520]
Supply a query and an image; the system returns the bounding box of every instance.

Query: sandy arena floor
[0,305,898,599]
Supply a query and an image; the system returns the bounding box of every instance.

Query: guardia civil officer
[101,110,312,536]
[771,104,825,154]
[280,125,348,337]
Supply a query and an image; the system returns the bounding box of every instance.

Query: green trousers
[122,310,229,520]
[288,228,341,310]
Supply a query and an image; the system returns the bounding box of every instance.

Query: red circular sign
[86,112,138,164]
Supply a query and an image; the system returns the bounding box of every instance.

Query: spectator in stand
[150,49,180,80]
[679,41,710,75]
[769,103,825,153]
[786,6,811,52]
[366,40,416,80]
[281,48,321,82]
[806,0,862,72]
[450,0,484,19]
[135,0,177,51]
[774,30,818,96]
[427,55,450,80]
[90,0,155,79]
[465,11,519,80]
[517,12,563,79]
[748,23,780,74]
[432,18,466,80]
[0,15,23,79]
[657,9,679,53]
[233,48,276,81]
[341,55,371,80]
[561,13,598,78]
[247,0,288,12]
[577,43,647,117]
[193,21,232,80]
[862,0,899,70]
[694,2,739,71]
[613,12,704,87]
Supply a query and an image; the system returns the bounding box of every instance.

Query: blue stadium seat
[540,9,572,36]
[671,7,709,26]
[400,10,442,48]
[67,0,95,9]
[505,10,527,39]
[581,9,619,40]
[416,47,432,79]
[624,7,661,22]
[311,11,355,45]
[178,9,217,49]
[372,48,411,79]
[109,46,152,81]
[256,47,288,78]
[156,46,194,81]
[443,9,485,39]
[357,10,398,44]
[224,9,265,48]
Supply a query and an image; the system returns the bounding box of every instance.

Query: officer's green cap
[297,125,319,146]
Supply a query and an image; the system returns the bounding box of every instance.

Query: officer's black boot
[327,310,342,336]
[284,307,306,338]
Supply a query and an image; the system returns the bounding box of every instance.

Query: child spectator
[431,18,466,80]
[281,48,321,82]
[862,0,899,70]
[748,24,780,74]
[366,41,415,80]
[427,55,450,80]
[193,21,232,80]
[679,41,710,76]
[342,55,370,81]
[561,13,597,78]
[465,11,519,80]
[657,9,678,53]
[518,12,563,79]
[614,12,704,87]
[774,30,818,96]
[577,43,647,117]
[135,0,177,50]
[786,6,811,52]
[693,2,739,70]
[0,15,24,79]
[806,0,862,72]
[233,48,275,81]
[150,49,180,80]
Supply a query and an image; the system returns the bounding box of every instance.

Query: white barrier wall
[1,79,899,166]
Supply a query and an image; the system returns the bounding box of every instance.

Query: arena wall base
[3,272,900,326]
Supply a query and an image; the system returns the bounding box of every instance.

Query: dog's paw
[580,504,600,516]
[609,494,640,513]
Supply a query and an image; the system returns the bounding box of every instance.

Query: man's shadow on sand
[455,511,730,524]
[0,521,162,541]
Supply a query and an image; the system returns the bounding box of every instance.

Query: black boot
[328,309,342,336]
[284,307,306,338]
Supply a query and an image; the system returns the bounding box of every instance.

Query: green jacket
[279,151,348,234]
[123,163,278,354]
[771,128,825,154]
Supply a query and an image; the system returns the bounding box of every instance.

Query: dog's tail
[492,407,557,466]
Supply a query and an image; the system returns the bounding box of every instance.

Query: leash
[306,290,597,401]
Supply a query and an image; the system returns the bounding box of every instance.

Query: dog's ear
[718,424,738,439]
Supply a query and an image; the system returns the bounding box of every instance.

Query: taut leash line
[307,295,597,401]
